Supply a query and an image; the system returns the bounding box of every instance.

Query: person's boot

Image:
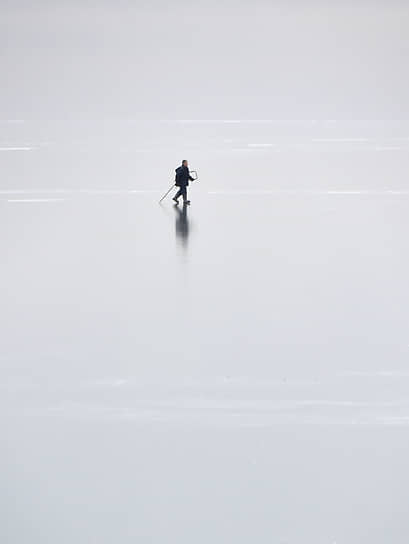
[173,197,179,205]
[185,200,191,205]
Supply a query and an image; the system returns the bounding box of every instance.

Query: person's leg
[183,186,190,205]
[173,188,182,203]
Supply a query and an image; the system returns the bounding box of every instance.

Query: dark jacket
[175,165,194,187]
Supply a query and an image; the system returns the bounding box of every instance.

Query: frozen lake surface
[2,120,409,543]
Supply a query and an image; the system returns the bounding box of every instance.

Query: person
[173,160,194,205]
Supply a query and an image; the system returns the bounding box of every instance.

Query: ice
[1,119,409,543]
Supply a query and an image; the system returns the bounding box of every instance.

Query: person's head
[182,159,188,167]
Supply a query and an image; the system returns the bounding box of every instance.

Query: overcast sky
[2,0,409,119]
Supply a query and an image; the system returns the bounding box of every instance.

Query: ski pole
[159,184,175,204]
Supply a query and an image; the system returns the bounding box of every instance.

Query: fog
[2,1,409,119]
